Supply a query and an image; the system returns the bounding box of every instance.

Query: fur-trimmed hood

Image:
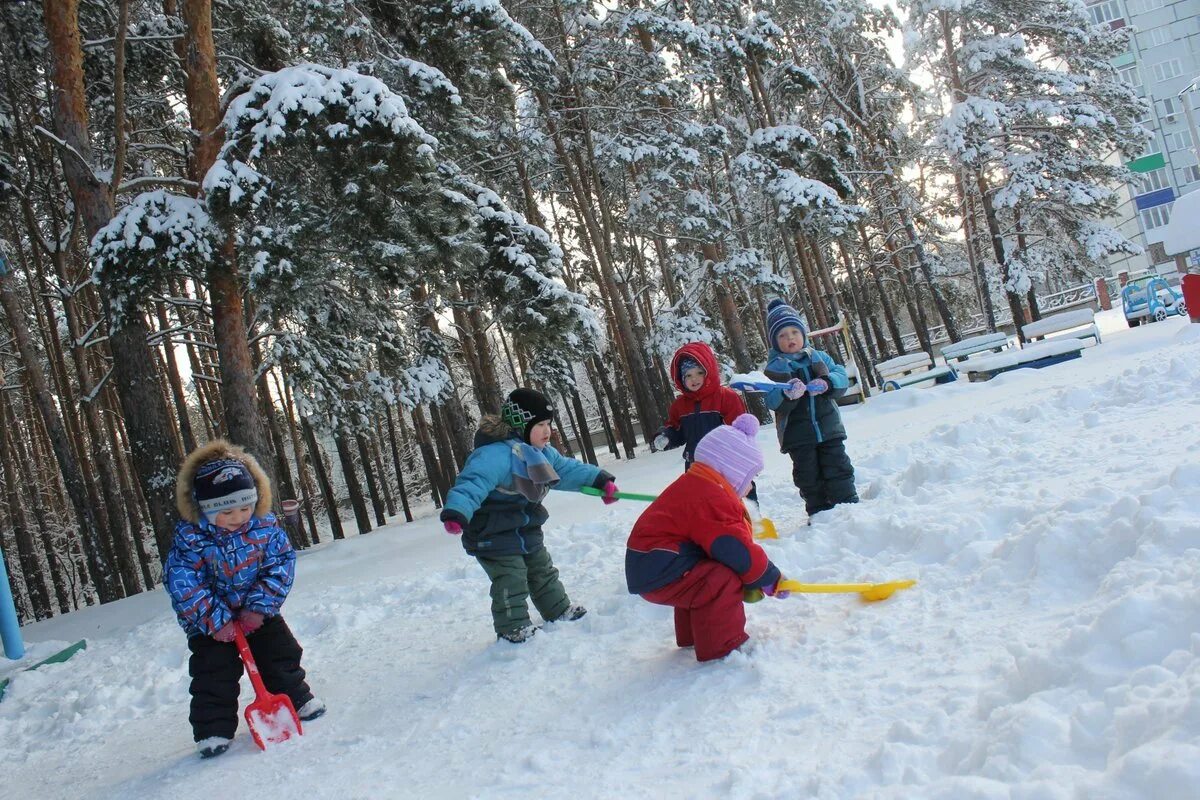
[475,414,517,446]
[176,439,273,523]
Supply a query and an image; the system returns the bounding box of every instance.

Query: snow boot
[497,625,540,643]
[196,737,232,759]
[298,698,326,722]
[554,604,587,622]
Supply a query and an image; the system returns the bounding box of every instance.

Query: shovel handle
[232,622,271,699]
[730,381,792,393]
[776,578,917,599]
[579,486,659,502]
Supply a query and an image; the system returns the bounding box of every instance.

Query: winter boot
[554,604,587,622]
[298,698,326,722]
[196,737,232,759]
[497,625,540,643]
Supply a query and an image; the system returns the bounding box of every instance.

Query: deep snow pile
[2,313,1198,800]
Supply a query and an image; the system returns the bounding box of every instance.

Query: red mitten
[239,610,265,634]
[443,520,463,535]
[212,621,237,642]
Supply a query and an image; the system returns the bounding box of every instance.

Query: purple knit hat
[694,414,764,497]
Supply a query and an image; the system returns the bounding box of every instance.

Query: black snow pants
[186,615,313,741]
[789,438,858,518]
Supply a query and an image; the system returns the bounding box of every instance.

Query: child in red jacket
[627,414,789,661]
[654,341,747,465]
[653,341,758,503]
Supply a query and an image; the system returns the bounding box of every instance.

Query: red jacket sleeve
[693,500,779,588]
[718,387,748,425]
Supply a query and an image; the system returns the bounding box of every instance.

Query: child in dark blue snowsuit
[762,299,859,519]
[165,439,324,758]
[439,388,619,643]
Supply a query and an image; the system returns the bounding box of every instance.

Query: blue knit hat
[766,298,807,348]
[193,458,258,518]
[677,356,703,382]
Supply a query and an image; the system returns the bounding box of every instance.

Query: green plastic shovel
[578,486,779,539]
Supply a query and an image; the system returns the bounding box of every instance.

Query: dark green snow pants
[476,548,570,635]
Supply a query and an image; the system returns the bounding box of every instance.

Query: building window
[1140,26,1171,48]
[1139,204,1172,231]
[1140,202,1173,230]
[1165,129,1194,151]
[1150,59,1184,83]
[1117,65,1141,88]
[1135,167,1170,194]
[1181,164,1200,184]
[1159,97,1180,122]
[1089,0,1123,25]
[1127,0,1165,14]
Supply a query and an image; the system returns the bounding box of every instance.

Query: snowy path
[3,315,1199,799]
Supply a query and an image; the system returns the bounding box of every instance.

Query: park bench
[960,339,1086,382]
[939,332,1010,363]
[836,363,865,406]
[1020,308,1101,346]
[875,352,958,391]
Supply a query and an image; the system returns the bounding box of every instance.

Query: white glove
[653,434,669,450]
[783,378,807,400]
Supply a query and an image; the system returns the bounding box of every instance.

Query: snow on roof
[1162,186,1200,255]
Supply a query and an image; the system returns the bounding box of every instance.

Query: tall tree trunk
[369,431,396,518]
[939,10,1025,338]
[384,406,413,523]
[334,429,371,535]
[411,406,446,506]
[0,398,52,619]
[276,373,320,544]
[179,0,274,468]
[568,389,597,466]
[355,432,386,526]
[956,170,997,331]
[43,0,179,564]
[888,181,960,342]
[301,417,343,540]
[0,264,124,601]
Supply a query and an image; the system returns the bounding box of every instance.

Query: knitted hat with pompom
[693,413,764,497]
[765,298,807,349]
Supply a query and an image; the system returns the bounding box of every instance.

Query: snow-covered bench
[1020,308,1101,346]
[836,363,864,406]
[876,352,958,391]
[960,339,1086,382]
[939,332,1010,363]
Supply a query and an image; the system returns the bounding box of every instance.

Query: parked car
[1122,275,1188,327]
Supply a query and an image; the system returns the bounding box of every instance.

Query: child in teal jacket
[762,299,858,519]
[439,388,618,642]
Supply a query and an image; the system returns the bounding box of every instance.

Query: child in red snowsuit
[654,341,747,466]
[626,414,789,661]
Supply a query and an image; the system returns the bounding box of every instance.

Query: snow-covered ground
[3,311,1199,800]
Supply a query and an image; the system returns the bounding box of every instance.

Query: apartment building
[1092,0,1200,275]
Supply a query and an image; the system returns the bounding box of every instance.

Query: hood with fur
[474,414,518,448]
[175,439,273,523]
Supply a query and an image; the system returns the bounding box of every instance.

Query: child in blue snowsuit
[762,299,859,519]
[439,388,619,643]
[165,439,324,759]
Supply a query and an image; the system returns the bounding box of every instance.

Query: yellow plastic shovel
[776,578,917,602]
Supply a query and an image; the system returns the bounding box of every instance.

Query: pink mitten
[601,481,619,505]
[443,520,463,535]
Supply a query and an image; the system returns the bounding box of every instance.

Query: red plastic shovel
[232,621,303,750]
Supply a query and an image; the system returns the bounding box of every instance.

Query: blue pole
[0,545,25,660]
